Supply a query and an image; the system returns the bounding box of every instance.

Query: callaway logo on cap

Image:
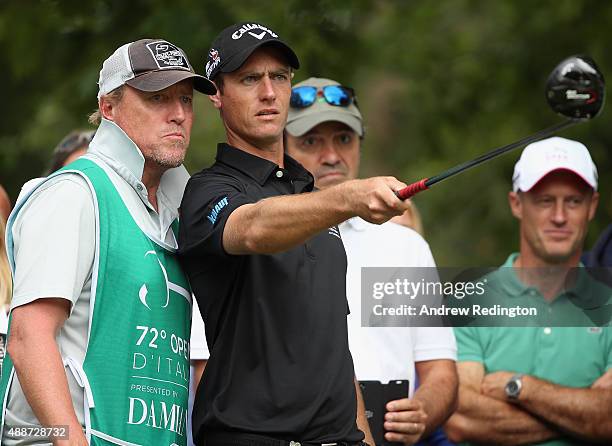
[97,38,216,99]
[205,21,300,80]
[231,23,278,40]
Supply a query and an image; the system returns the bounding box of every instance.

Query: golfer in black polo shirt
[179,22,412,446]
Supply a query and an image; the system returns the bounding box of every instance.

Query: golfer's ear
[508,191,522,220]
[100,97,115,121]
[209,81,222,109]
[588,191,599,221]
[209,91,220,108]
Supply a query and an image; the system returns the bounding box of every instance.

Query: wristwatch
[505,373,524,400]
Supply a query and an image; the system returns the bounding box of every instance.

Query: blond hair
[0,217,12,310]
[88,86,125,126]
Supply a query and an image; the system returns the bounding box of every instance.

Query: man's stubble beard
[148,139,188,169]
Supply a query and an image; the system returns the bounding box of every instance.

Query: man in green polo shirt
[445,137,612,445]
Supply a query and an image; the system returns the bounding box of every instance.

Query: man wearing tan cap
[0,39,215,446]
[446,137,612,445]
[285,77,458,446]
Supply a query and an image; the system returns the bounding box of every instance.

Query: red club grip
[395,179,429,200]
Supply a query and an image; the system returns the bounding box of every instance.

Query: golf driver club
[395,55,605,200]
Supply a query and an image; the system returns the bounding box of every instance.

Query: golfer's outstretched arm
[224,177,410,254]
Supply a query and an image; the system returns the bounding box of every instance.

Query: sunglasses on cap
[290,85,358,109]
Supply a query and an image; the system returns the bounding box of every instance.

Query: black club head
[546,55,605,121]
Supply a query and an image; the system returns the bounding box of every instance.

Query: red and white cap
[512,136,598,192]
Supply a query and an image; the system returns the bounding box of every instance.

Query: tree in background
[1,0,610,266]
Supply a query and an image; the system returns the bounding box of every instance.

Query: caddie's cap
[512,136,598,192]
[97,38,216,99]
[286,77,363,137]
[205,22,299,80]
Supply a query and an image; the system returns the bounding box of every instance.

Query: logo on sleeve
[146,41,190,70]
[207,197,229,225]
[328,226,341,239]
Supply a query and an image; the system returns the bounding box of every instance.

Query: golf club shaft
[396,119,578,200]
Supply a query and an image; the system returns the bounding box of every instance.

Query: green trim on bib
[0,158,192,446]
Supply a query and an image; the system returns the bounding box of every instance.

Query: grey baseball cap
[286,77,363,137]
[97,38,216,99]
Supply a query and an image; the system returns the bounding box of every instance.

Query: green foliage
[1,0,610,266]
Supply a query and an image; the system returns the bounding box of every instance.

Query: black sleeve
[178,172,252,258]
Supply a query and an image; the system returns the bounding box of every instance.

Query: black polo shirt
[179,143,363,444]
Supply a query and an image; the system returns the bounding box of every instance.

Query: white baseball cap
[512,136,598,192]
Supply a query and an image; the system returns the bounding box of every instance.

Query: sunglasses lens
[290,86,317,108]
[323,85,352,106]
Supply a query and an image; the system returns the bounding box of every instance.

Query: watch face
[506,378,522,399]
[507,381,519,395]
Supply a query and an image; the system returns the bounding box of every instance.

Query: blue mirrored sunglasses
[290,85,357,109]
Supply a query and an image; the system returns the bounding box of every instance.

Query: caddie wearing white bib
[0,39,216,446]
